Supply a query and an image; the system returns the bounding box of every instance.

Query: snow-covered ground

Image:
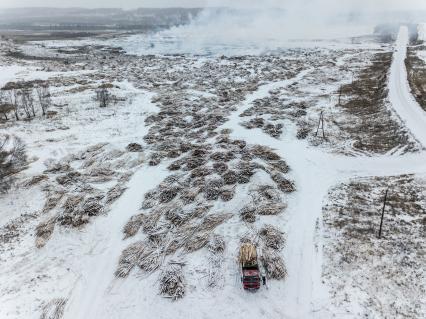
[0,24,425,319]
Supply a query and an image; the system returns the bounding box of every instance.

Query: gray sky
[1,0,426,10]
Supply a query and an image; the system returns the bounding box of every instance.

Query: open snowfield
[0,22,425,319]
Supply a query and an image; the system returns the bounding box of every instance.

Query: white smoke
[120,0,426,55]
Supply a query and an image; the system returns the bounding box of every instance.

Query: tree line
[0,81,52,121]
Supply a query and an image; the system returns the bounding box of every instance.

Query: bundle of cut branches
[115,241,145,278]
[296,125,311,140]
[236,170,251,184]
[271,173,296,193]
[261,248,287,280]
[81,197,104,217]
[141,190,159,209]
[191,166,212,178]
[259,225,286,250]
[212,162,228,175]
[126,143,143,152]
[223,170,238,185]
[165,207,187,226]
[159,263,185,300]
[242,117,265,129]
[250,145,280,161]
[159,186,181,203]
[232,139,247,149]
[254,185,281,202]
[148,155,161,166]
[35,217,56,248]
[256,202,286,216]
[210,151,235,162]
[55,171,82,186]
[87,167,115,178]
[179,188,199,204]
[167,161,182,171]
[220,128,233,135]
[240,205,256,223]
[123,213,146,238]
[198,213,232,232]
[184,231,210,253]
[62,195,84,214]
[106,184,127,204]
[24,174,48,187]
[44,161,71,174]
[236,160,263,172]
[138,245,164,273]
[184,157,206,171]
[268,160,290,174]
[142,207,166,234]
[263,123,283,138]
[203,178,224,200]
[42,192,64,213]
[220,187,235,202]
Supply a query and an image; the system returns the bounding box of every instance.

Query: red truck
[239,243,263,291]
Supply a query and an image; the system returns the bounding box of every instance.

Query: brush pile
[115,241,145,278]
[159,263,185,300]
[35,217,56,248]
[260,248,287,280]
[126,143,143,152]
[34,143,143,247]
[123,213,145,239]
[259,225,286,250]
[271,172,296,193]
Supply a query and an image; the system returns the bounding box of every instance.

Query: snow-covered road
[389,26,426,147]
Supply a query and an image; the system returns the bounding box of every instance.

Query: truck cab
[242,266,261,290]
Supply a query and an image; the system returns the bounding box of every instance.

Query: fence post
[378,189,388,239]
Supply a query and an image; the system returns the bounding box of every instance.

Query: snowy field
[0,23,425,319]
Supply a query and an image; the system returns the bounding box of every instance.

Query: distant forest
[0,7,203,31]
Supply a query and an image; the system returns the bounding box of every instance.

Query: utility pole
[315,111,326,140]
[378,189,388,239]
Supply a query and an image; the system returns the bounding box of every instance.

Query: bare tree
[2,83,21,120]
[0,135,27,193]
[0,91,14,120]
[21,87,36,118]
[36,83,52,116]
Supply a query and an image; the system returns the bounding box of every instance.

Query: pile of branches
[261,248,287,280]
[35,217,56,248]
[115,241,145,278]
[159,263,186,300]
[259,225,286,250]
[271,172,296,193]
